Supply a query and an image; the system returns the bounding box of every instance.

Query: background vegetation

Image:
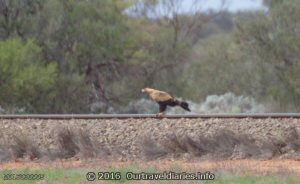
[0,0,299,113]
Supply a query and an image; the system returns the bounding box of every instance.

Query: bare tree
[131,0,228,47]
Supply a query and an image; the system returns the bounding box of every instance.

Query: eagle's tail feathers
[177,100,191,112]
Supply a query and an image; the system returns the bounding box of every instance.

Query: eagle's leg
[156,112,166,117]
[157,104,167,117]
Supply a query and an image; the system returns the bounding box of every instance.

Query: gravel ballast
[0,118,300,161]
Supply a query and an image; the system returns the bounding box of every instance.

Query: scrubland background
[0,0,299,114]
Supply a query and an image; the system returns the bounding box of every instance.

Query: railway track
[0,113,300,119]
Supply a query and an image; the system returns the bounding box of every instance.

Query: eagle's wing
[151,91,173,102]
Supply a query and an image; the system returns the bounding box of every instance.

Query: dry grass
[56,127,80,159]
[286,127,300,151]
[0,126,104,162]
[0,133,41,161]
[46,126,105,160]
[141,137,168,159]
[0,125,300,162]
[10,135,41,160]
[142,128,300,160]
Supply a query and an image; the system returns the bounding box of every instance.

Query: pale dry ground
[1,159,300,177]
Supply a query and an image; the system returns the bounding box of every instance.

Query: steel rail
[0,113,300,119]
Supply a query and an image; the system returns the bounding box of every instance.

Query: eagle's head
[141,87,152,94]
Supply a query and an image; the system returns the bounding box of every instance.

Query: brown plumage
[141,87,191,116]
